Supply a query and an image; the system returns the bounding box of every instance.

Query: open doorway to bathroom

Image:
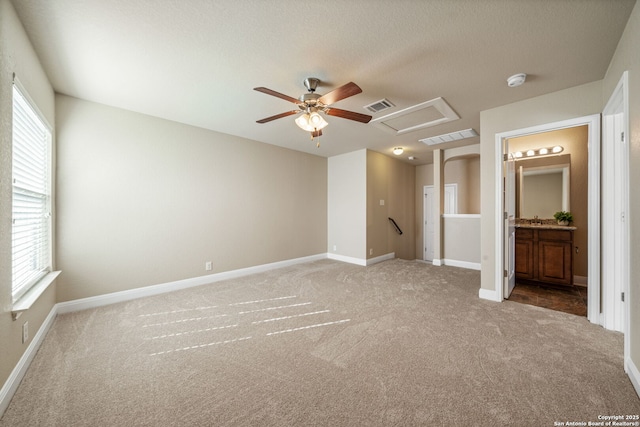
[505,126,589,317]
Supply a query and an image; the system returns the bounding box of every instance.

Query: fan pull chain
[309,128,321,147]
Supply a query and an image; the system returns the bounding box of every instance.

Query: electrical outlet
[369,248,373,255]
[333,245,337,251]
[22,321,29,344]
[205,261,213,271]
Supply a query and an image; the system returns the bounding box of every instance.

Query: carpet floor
[1,259,638,426]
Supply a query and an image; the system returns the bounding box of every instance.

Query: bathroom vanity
[515,224,575,287]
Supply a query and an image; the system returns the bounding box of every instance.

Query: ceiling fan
[254,78,372,144]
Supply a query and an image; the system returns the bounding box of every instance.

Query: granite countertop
[515,223,577,231]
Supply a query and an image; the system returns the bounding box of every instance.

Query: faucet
[533,215,539,225]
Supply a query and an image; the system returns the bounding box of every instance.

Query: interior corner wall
[366,150,415,260]
[479,81,603,296]
[55,95,328,302]
[602,0,640,379]
[0,0,57,400]
[444,157,480,214]
[327,150,367,260]
[415,157,480,260]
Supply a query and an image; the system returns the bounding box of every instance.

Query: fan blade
[254,87,300,104]
[318,82,362,105]
[256,110,299,124]
[325,108,372,123]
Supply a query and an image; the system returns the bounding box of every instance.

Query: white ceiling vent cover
[420,128,479,145]
[370,97,459,135]
[364,98,395,113]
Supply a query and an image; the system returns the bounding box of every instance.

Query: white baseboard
[478,287,502,302]
[442,259,481,271]
[432,259,443,266]
[626,357,640,399]
[327,253,366,266]
[0,304,58,418]
[57,253,327,314]
[366,252,395,266]
[327,252,395,267]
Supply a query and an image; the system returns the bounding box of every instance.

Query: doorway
[423,184,457,262]
[495,115,601,322]
[504,126,588,313]
[601,72,630,344]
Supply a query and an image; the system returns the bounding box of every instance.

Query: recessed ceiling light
[419,128,478,146]
[507,73,527,87]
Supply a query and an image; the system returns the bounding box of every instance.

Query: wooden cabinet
[515,227,574,286]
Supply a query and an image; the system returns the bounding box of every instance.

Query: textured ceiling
[11,0,636,164]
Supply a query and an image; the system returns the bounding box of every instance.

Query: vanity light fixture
[510,145,564,160]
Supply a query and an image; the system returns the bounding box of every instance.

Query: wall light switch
[380,200,385,206]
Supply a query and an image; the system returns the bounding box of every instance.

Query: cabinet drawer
[539,229,572,242]
[516,228,534,240]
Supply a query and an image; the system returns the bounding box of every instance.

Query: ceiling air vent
[364,98,395,113]
[419,128,479,146]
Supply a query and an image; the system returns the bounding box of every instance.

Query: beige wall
[366,150,415,260]
[415,154,480,259]
[509,126,589,277]
[444,157,480,214]
[602,0,640,375]
[443,216,481,265]
[55,95,327,301]
[328,150,367,260]
[479,80,602,296]
[0,0,57,399]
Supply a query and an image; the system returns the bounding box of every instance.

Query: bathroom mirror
[518,163,570,218]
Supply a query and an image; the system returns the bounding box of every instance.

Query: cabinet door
[515,240,535,279]
[538,241,572,285]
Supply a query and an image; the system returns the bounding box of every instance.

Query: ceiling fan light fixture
[295,112,328,132]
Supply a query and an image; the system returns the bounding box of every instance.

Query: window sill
[12,271,61,320]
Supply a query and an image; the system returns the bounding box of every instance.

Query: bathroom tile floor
[508,281,588,317]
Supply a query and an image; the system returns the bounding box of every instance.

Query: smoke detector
[507,73,527,87]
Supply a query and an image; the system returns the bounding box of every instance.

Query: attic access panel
[370,97,459,135]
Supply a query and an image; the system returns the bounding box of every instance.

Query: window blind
[12,84,52,302]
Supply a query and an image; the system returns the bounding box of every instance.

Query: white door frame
[494,114,601,324]
[504,151,516,298]
[602,71,630,364]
